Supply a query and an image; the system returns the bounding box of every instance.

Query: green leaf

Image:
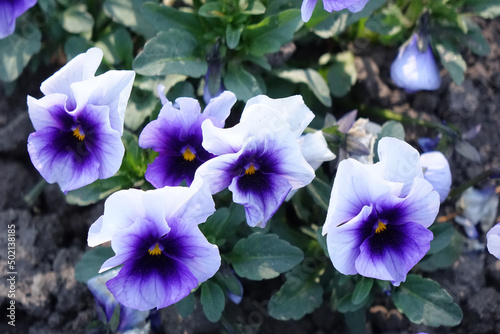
[199,2,225,17]
[352,277,373,305]
[64,36,92,61]
[393,274,463,327]
[274,68,332,107]
[316,227,329,258]
[327,51,357,98]
[96,28,134,67]
[465,0,500,18]
[124,86,157,131]
[223,63,262,101]
[344,308,367,334]
[243,9,302,57]
[176,293,195,318]
[200,280,225,322]
[66,175,133,206]
[337,292,369,313]
[418,230,463,272]
[268,267,324,320]
[455,140,481,163]
[433,39,466,86]
[103,0,156,39]
[74,246,115,283]
[226,24,244,49]
[142,2,204,36]
[306,177,332,211]
[61,5,94,34]
[200,204,245,246]
[0,21,41,82]
[133,30,207,78]
[428,223,454,255]
[462,20,490,56]
[242,1,266,15]
[229,233,304,280]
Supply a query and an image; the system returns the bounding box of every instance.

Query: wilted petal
[420,151,452,202]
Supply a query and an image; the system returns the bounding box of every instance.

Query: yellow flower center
[245,163,256,175]
[72,126,85,141]
[182,147,196,161]
[148,243,162,256]
[375,221,387,234]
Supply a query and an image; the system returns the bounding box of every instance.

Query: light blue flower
[301,0,370,22]
[0,0,37,39]
[323,138,440,285]
[390,34,441,92]
[27,48,135,192]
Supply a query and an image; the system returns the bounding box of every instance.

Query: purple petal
[194,151,241,194]
[107,255,198,311]
[27,94,73,131]
[326,204,376,275]
[0,0,36,39]
[160,218,221,283]
[355,221,433,285]
[301,0,318,22]
[144,154,204,187]
[347,0,369,13]
[324,0,368,12]
[230,171,292,228]
[487,224,500,259]
[202,91,236,127]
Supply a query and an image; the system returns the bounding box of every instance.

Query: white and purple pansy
[301,0,370,22]
[0,0,37,39]
[88,180,220,311]
[323,137,440,286]
[139,85,236,188]
[195,95,316,228]
[27,48,135,192]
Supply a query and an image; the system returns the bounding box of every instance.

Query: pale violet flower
[88,180,220,311]
[196,95,316,227]
[27,48,135,192]
[323,137,440,285]
[139,85,236,188]
[390,34,441,92]
[420,151,452,203]
[87,269,150,332]
[301,0,370,22]
[0,0,37,39]
[487,224,500,259]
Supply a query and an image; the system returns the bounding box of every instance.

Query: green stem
[24,179,48,207]
[447,168,500,199]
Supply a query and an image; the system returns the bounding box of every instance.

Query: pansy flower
[88,180,220,311]
[301,0,370,22]
[323,137,440,285]
[27,48,135,192]
[0,0,37,39]
[139,86,236,188]
[390,34,441,92]
[487,224,500,259]
[196,95,316,227]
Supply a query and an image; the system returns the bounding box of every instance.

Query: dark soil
[1,17,500,334]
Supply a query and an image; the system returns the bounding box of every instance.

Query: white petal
[487,224,500,259]
[201,118,247,155]
[298,131,336,170]
[202,90,237,127]
[40,48,103,99]
[420,151,452,202]
[27,94,68,131]
[373,137,422,197]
